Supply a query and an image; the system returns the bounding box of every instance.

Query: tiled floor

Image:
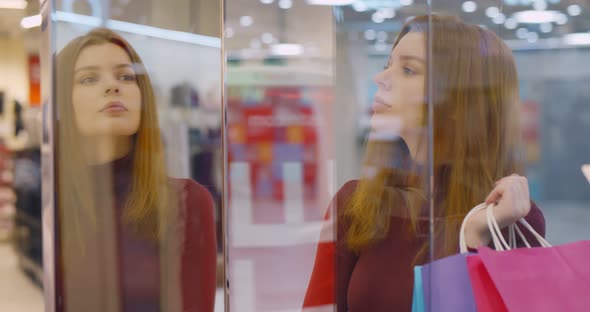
[0,243,44,312]
[0,243,226,312]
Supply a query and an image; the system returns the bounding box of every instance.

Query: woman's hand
[465,174,531,249]
[485,174,531,229]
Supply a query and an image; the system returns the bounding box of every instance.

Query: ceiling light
[352,1,368,12]
[563,33,590,45]
[567,5,582,17]
[539,22,553,33]
[306,0,354,5]
[279,0,293,9]
[271,43,304,56]
[21,14,42,28]
[486,7,500,18]
[513,10,560,23]
[0,0,27,9]
[516,27,529,39]
[527,32,539,42]
[364,29,376,40]
[533,0,547,11]
[226,27,235,38]
[260,0,275,3]
[378,8,395,19]
[462,1,477,13]
[240,16,253,27]
[556,13,568,25]
[261,32,275,44]
[372,12,385,23]
[55,11,220,48]
[505,17,518,29]
[493,13,506,24]
[400,0,413,5]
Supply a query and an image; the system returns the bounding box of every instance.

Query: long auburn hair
[344,15,523,260]
[56,28,170,244]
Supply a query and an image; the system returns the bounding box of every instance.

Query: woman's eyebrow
[399,55,426,64]
[74,63,133,73]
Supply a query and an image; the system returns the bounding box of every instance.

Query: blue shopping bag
[411,265,425,312]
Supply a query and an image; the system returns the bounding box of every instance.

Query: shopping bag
[476,240,590,312]
[466,254,508,312]
[411,266,425,312]
[421,253,477,312]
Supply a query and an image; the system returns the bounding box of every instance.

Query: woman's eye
[79,76,97,84]
[403,66,417,76]
[119,74,136,81]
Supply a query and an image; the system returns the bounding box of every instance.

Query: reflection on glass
[303,14,547,312]
[55,29,216,312]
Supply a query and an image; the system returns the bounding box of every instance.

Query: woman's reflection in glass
[56,28,216,312]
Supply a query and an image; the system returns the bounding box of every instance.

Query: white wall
[0,38,28,105]
[0,38,29,141]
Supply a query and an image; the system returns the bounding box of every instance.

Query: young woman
[55,28,216,312]
[303,15,546,312]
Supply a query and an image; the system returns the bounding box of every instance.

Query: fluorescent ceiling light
[583,165,590,184]
[532,0,547,11]
[513,10,561,24]
[486,6,500,18]
[563,33,590,46]
[54,11,220,48]
[306,0,355,5]
[504,17,518,29]
[0,0,27,9]
[21,14,42,29]
[271,43,304,56]
[352,1,367,12]
[462,1,477,13]
[278,0,292,9]
[567,4,582,16]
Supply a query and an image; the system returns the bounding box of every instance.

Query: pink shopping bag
[473,240,590,312]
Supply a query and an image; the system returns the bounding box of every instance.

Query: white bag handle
[460,203,551,254]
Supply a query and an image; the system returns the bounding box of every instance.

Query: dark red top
[303,180,546,312]
[57,154,217,312]
[112,154,217,312]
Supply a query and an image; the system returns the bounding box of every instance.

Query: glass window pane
[45,1,223,311]
[224,1,431,312]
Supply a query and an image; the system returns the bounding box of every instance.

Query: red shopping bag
[469,240,590,312]
[466,255,507,312]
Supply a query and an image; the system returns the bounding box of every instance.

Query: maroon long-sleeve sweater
[303,180,546,312]
[56,154,217,312]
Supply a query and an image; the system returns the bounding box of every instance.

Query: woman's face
[72,43,141,137]
[371,32,426,141]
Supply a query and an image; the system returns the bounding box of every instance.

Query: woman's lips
[100,101,128,113]
[372,96,392,114]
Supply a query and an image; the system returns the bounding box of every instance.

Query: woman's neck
[83,136,133,165]
[403,132,427,165]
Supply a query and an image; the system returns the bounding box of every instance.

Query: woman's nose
[105,86,120,95]
[374,70,390,90]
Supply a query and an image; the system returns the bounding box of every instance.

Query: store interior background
[0,0,589,311]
